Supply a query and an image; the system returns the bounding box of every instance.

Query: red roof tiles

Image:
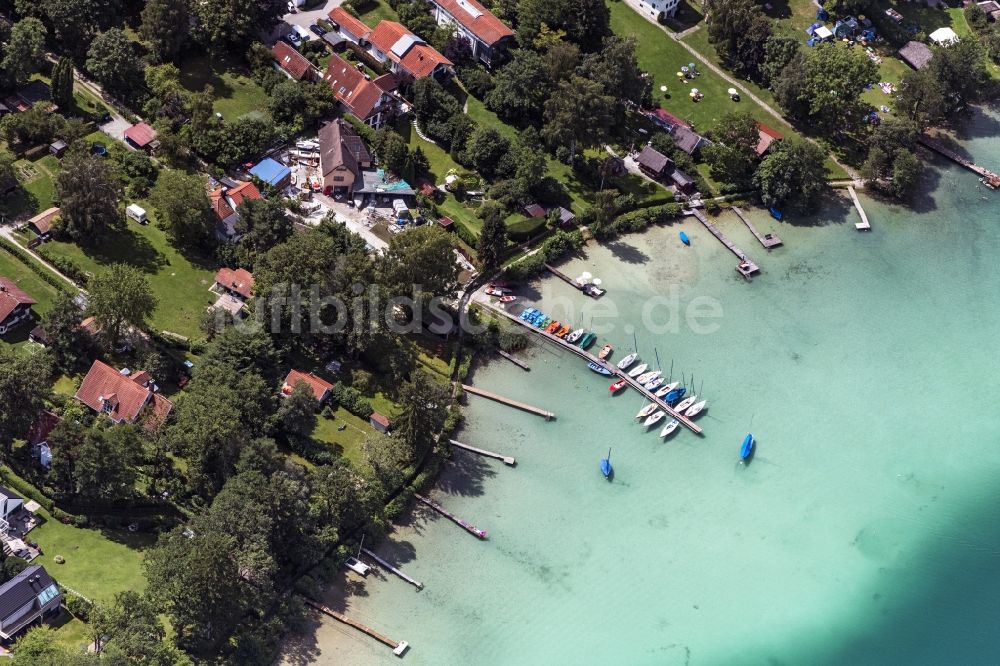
[369,21,452,79]
[27,207,60,235]
[323,53,385,121]
[329,7,372,41]
[272,41,315,80]
[124,122,157,148]
[0,277,36,324]
[209,188,236,222]
[215,267,254,299]
[282,370,335,402]
[432,0,514,47]
[227,181,261,207]
[74,360,172,426]
[754,122,784,157]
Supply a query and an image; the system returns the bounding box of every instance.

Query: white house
[623,0,681,22]
[428,0,514,67]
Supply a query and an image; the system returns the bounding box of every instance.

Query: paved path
[641,13,858,182]
[313,193,389,251]
[272,0,346,40]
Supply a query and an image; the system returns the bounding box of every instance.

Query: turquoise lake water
[281,108,1000,666]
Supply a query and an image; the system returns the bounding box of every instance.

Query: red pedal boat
[609,379,627,393]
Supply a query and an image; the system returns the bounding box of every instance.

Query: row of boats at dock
[519,308,602,350]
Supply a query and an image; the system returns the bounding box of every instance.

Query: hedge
[503,229,582,281]
[0,465,55,513]
[329,382,373,419]
[36,250,90,287]
[0,237,74,293]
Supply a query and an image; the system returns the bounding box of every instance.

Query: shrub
[0,466,55,512]
[329,382,373,418]
[0,239,74,293]
[65,593,92,621]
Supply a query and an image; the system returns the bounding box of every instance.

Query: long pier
[918,136,999,188]
[543,264,604,297]
[732,206,782,248]
[305,599,410,656]
[496,348,530,371]
[415,493,488,539]
[450,438,516,466]
[485,304,703,435]
[684,209,759,279]
[847,186,871,231]
[461,383,554,420]
[361,548,424,590]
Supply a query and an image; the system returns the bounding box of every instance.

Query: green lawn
[31,509,151,602]
[312,407,372,467]
[356,0,400,25]
[51,610,92,652]
[0,246,63,314]
[4,153,62,218]
[36,198,217,339]
[178,53,268,121]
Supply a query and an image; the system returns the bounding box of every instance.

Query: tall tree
[790,44,878,134]
[190,0,284,54]
[1,18,47,88]
[477,201,508,271]
[379,226,460,303]
[90,591,174,660]
[10,627,96,666]
[85,28,143,100]
[39,292,90,372]
[702,112,761,189]
[485,49,548,124]
[516,0,609,49]
[930,39,989,112]
[704,0,771,80]
[87,263,157,346]
[73,426,140,500]
[753,138,828,212]
[277,380,318,444]
[50,56,75,111]
[42,0,121,59]
[394,370,449,453]
[579,36,652,109]
[47,418,87,496]
[462,126,513,180]
[235,197,293,258]
[0,348,52,453]
[55,151,122,242]
[541,75,616,156]
[139,0,190,63]
[150,169,213,249]
[894,68,946,129]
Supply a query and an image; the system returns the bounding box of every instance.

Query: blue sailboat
[679,231,690,246]
[664,387,686,405]
[587,361,612,375]
[600,448,613,479]
[740,433,755,462]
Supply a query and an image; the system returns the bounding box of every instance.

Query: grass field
[0,246,63,313]
[36,198,216,339]
[178,53,268,121]
[312,407,371,467]
[31,509,152,602]
[355,0,400,25]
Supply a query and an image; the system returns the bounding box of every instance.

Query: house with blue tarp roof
[249,158,291,189]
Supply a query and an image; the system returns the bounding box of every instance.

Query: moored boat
[556,325,570,337]
[627,363,649,378]
[636,403,657,419]
[600,448,613,479]
[546,321,560,333]
[674,395,698,413]
[643,410,666,427]
[499,295,516,303]
[587,361,612,375]
[664,387,686,405]
[636,370,661,385]
[580,332,596,348]
[659,420,680,438]
[740,433,754,461]
[644,377,664,391]
[684,400,707,417]
[344,557,371,576]
[609,379,627,393]
[679,231,690,246]
[598,344,613,360]
[617,352,638,369]
[566,328,584,343]
[655,382,679,398]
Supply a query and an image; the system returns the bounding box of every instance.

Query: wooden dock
[543,264,605,298]
[415,493,488,539]
[461,383,554,420]
[450,438,515,466]
[732,207,782,248]
[918,136,1000,189]
[496,348,529,371]
[847,186,871,231]
[486,305,702,435]
[685,209,759,279]
[361,548,424,590]
[305,599,410,656]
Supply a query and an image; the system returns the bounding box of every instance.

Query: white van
[126,204,148,224]
[293,25,311,42]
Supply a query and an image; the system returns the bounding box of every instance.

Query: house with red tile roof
[328,7,372,45]
[209,180,262,240]
[429,0,514,66]
[281,370,335,404]
[754,122,784,157]
[367,21,453,80]
[213,267,254,300]
[370,411,391,433]
[272,40,317,81]
[25,207,60,237]
[123,122,158,152]
[74,360,173,428]
[322,53,399,129]
[0,278,37,336]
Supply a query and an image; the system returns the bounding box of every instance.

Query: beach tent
[929,27,959,47]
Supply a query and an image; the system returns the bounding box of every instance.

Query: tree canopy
[87,263,157,346]
[753,138,828,212]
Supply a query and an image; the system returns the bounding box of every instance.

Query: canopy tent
[929,27,959,46]
[814,25,834,40]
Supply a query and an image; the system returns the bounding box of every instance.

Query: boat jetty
[732,206,782,247]
[415,493,488,539]
[543,264,605,298]
[684,208,759,279]
[847,186,871,231]
[461,383,554,420]
[305,599,409,657]
[449,438,516,467]
[361,548,424,590]
[918,135,1000,189]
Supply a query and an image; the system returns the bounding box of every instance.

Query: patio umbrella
[689,91,697,97]
[728,88,737,95]
[591,278,602,286]
[581,271,592,281]
[676,71,684,77]
[660,85,668,93]
[691,88,699,94]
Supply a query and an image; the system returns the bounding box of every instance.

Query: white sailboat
[655,382,679,398]
[636,403,657,419]
[627,363,649,378]
[645,377,664,391]
[635,370,662,385]
[566,328,584,343]
[674,395,698,413]
[684,400,707,418]
[659,419,680,438]
[643,410,666,427]
[617,352,638,369]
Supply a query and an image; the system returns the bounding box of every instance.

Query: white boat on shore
[617,353,638,369]
[654,382,679,397]
[628,363,649,378]
[636,370,661,385]
[566,329,584,343]
[643,410,666,427]
[674,395,698,413]
[345,557,371,576]
[685,400,707,418]
[659,420,680,438]
[636,403,657,419]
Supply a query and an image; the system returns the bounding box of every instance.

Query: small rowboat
[598,344,613,360]
[627,363,649,378]
[674,395,698,413]
[654,382,679,398]
[684,400,706,417]
[645,377,664,391]
[580,332,596,349]
[643,410,666,427]
[546,321,560,333]
[617,353,638,369]
[556,325,570,337]
[740,433,754,461]
[636,370,661,385]
[636,403,657,419]
[566,329,584,343]
[587,361,612,375]
[659,419,680,438]
[600,448,613,479]
[485,286,510,296]
[499,295,516,303]
[609,379,627,393]
[679,231,690,246]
